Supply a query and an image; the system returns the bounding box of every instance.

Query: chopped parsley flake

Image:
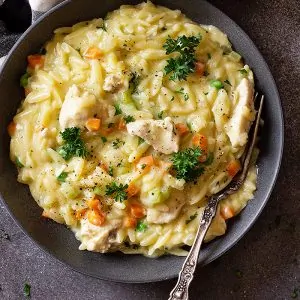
[108,166,114,177]
[112,138,125,149]
[129,72,140,93]
[136,220,148,232]
[101,136,107,143]
[58,127,89,160]
[57,172,68,182]
[291,288,299,299]
[239,68,248,75]
[186,213,198,224]
[138,137,145,145]
[23,283,31,297]
[141,164,147,169]
[224,79,232,86]
[204,152,214,166]
[123,115,135,123]
[175,87,189,101]
[186,122,192,130]
[97,22,106,31]
[105,182,128,202]
[20,73,30,87]
[15,157,24,168]
[157,111,164,119]
[114,103,122,115]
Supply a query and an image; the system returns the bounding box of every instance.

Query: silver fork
[169,94,264,300]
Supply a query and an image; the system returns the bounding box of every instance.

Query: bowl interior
[0,0,283,282]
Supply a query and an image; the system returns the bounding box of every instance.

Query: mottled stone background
[0,0,299,299]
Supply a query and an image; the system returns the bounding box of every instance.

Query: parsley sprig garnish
[58,127,89,160]
[163,35,201,81]
[170,147,213,182]
[163,35,201,55]
[105,182,128,202]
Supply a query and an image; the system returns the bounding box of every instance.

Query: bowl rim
[0,0,284,283]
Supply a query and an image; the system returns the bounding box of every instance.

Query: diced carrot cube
[7,121,16,136]
[41,210,49,218]
[24,88,31,96]
[126,183,140,198]
[83,46,102,59]
[99,124,115,136]
[123,216,137,228]
[192,134,208,153]
[226,160,241,177]
[85,118,101,131]
[118,118,126,130]
[198,154,207,163]
[27,54,44,69]
[87,209,105,226]
[221,206,234,220]
[87,198,100,210]
[160,161,173,173]
[130,203,145,219]
[175,123,189,136]
[100,162,109,172]
[136,155,155,173]
[195,62,205,76]
[75,208,88,220]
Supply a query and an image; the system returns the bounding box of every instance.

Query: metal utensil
[169,94,264,300]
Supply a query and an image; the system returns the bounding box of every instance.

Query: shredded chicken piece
[226,78,255,147]
[146,190,185,224]
[103,74,123,92]
[126,117,179,154]
[80,219,122,252]
[59,85,97,130]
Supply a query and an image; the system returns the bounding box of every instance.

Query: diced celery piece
[94,185,106,196]
[120,90,137,114]
[147,187,170,205]
[60,183,80,199]
[122,89,133,104]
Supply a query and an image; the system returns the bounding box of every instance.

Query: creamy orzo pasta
[9,2,257,257]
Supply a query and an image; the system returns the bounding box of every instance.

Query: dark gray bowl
[0,0,283,283]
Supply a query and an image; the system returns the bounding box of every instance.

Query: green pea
[20,73,30,87]
[210,79,224,89]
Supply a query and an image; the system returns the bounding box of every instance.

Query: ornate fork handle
[168,193,224,300]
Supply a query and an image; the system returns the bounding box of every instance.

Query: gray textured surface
[0,0,299,299]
